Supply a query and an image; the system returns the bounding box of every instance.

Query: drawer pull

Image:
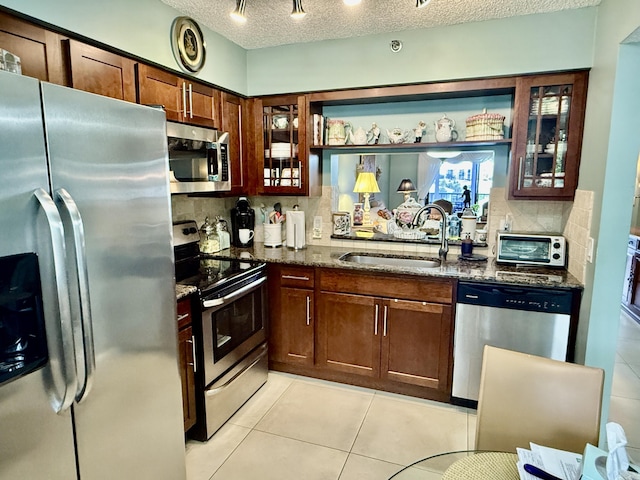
[282,275,310,281]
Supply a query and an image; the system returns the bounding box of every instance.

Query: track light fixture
[291,0,306,19]
[230,0,247,23]
[416,0,432,8]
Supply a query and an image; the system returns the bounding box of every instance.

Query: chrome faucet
[411,203,449,261]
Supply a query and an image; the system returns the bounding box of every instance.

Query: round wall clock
[171,16,206,73]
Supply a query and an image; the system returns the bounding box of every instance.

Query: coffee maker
[231,197,255,247]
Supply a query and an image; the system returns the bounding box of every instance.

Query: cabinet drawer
[177,297,192,329]
[279,266,315,289]
[319,268,453,304]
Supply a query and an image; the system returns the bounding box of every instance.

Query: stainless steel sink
[338,252,441,269]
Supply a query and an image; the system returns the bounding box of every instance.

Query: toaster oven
[496,232,567,267]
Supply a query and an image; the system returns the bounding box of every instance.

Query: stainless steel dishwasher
[452,281,574,407]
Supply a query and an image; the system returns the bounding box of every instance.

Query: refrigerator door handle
[34,188,78,413]
[55,188,95,403]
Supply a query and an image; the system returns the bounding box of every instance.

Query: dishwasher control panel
[457,282,573,314]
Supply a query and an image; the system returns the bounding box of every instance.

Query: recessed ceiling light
[343,0,362,6]
[416,0,432,8]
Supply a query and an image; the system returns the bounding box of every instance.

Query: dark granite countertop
[176,283,198,300]
[206,243,583,290]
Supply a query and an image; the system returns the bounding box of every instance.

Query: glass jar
[199,217,220,254]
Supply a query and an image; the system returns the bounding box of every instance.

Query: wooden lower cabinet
[380,299,452,391]
[316,292,380,378]
[269,265,455,402]
[177,297,196,432]
[268,264,315,366]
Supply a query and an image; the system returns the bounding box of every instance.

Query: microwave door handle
[208,148,218,178]
[34,188,78,414]
[202,276,267,309]
[55,188,95,403]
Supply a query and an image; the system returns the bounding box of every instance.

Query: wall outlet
[586,236,595,263]
[312,216,322,239]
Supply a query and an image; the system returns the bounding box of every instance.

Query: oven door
[201,275,267,386]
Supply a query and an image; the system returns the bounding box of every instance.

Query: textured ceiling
[161,0,600,50]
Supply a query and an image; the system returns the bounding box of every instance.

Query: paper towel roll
[286,211,306,250]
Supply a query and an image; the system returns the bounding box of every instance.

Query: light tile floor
[186,311,640,480]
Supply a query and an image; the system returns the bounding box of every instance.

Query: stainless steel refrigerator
[0,70,186,479]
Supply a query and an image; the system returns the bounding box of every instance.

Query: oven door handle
[202,276,267,309]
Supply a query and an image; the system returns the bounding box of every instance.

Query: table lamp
[396,178,417,202]
[353,172,380,227]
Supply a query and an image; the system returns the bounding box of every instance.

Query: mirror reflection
[331,147,509,241]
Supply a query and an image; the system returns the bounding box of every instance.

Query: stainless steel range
[173,221,268,441]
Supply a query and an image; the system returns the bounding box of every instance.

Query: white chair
[475,345,605,453]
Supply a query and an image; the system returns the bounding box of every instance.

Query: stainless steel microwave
[167,122,230,194]
[496,232,567,267]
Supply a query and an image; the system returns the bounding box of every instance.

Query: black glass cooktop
[179,256,266,298]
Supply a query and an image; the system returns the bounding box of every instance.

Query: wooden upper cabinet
[136,63,217,128]
[0,11,65,84]
[254,94,321,196]
[221,92,247,194]
[66,40,136,102]
[509,70,588,200]
[137,64,183,122]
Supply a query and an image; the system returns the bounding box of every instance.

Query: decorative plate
[171,16,206,73]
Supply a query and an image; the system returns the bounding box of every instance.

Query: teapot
[386,127,409,144]
[435,114,458,142]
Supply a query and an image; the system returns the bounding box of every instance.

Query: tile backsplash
[171,186,594,283]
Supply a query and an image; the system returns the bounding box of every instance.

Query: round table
[389,450,519,480]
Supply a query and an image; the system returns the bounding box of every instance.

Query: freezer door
[40,83,186,479]
[0,71,78,478]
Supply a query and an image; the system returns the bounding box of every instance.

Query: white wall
[247,8,597,95]
[0,0,248,94]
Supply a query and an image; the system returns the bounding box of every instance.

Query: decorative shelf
[310,139,512,153]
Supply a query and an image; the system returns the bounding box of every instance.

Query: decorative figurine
[353,203,364,225]
[367,122,380,145]
[414,121,426,143]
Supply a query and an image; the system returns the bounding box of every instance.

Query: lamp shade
[353,172,380,193]
[396,178,417,193]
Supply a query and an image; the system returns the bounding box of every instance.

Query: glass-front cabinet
[254,95,304,195]
[510,71,588,200]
